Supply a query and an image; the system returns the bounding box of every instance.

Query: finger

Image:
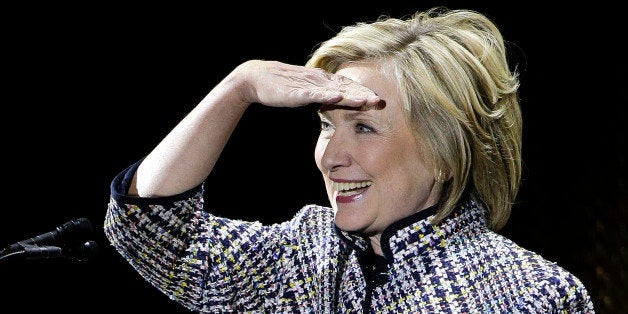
[359,99,387,111]
[302,68,380,107]
[333,93,381,108]
[331,75,380,107]
[318,99,386,113]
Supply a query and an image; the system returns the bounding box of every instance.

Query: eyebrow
[317,104,374,120]
[317,109,375,123]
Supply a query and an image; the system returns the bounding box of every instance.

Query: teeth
[332,181,372,192]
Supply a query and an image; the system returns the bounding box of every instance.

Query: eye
[356,123,374,133]
[320,120,333,132]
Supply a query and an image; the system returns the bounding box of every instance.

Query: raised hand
[232,60,381,109]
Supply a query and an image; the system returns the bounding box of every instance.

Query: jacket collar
[334,198,487,262]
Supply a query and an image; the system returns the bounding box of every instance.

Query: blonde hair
[306,7,522,230]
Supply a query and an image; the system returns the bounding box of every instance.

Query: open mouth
[333,181,372,196]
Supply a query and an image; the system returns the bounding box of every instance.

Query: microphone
[0,218,98,262]
[63,240,99,261]
[2,217,93,254]
[20,240,99,261]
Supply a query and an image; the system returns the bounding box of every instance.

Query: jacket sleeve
[519,258,596,313]
[103,161,304,312]
[550,272,596,313]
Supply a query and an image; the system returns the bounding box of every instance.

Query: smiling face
[314,62,442,242]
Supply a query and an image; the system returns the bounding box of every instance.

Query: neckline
[379,203,439,260]
[333,203,440,260]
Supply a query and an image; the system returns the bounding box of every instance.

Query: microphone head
[57,218,96,260]
[54,218,93,244]
[59,218,92,236]
[66,240,99,261]
[15,217,95,249]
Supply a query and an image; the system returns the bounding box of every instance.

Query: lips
[331,179,372,204]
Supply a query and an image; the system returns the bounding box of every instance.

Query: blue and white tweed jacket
[104,162,594,313]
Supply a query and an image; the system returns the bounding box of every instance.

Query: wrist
[221,61,259,110]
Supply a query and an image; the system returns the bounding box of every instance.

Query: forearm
[128,59,380,197]
[131,72,250,197]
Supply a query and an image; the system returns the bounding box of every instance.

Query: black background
[2,1,626,313]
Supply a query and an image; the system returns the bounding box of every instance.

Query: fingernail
[375,100,386,110]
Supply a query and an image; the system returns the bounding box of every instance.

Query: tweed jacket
[104,161,594,313]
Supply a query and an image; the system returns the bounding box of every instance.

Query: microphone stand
[0,242,63,264]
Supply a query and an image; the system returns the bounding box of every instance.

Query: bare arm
[130,60,380,197]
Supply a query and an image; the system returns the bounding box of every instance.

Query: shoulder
[474,231,594,311]
[290,204,335,228]
[268,204,338,249]
[515,248,594,311]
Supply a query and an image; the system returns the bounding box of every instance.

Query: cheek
[361,138,405,173]
[372,137,429,186]
[395,146,435,198]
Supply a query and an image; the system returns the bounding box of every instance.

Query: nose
[320,131,352,172]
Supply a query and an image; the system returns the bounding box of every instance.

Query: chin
[333,210,370,233]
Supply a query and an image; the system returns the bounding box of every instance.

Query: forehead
[320,62,404,121]
[336,62,399,98]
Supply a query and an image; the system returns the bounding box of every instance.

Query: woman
[105,7,594,313]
